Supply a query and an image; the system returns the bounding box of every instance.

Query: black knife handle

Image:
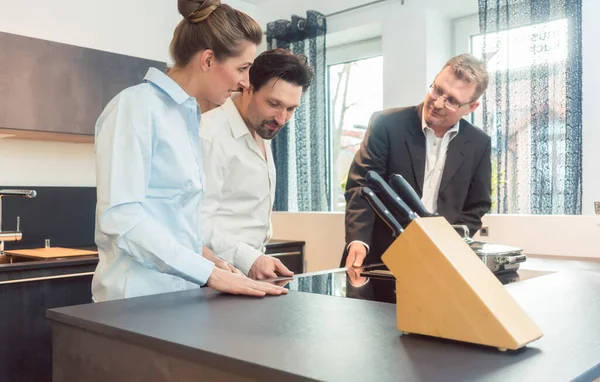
[360,187,404,237]
[365,171,418,226]
[389,174,437,217]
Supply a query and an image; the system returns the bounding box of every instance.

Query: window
[328,55,383,212]
[470,18,569,128]
[468,18,575,214]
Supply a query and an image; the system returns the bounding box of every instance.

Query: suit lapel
[407,105,426,194]
[439,120,470,194]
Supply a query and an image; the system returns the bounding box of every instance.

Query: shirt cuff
[347,240,370,254]
[170,246,216,286]
[234,246,264,276]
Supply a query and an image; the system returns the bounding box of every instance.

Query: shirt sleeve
[200,133,262,276]
[95,92,215,286]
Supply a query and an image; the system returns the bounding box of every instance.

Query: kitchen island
[47,258,600,382]
[0,240,304,382]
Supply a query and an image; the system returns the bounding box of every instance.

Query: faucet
[0,189,37,256]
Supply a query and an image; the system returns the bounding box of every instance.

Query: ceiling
[241,0,478,19]
[427,0,478,19]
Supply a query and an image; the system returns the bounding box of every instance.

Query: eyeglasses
[428,83,472,111]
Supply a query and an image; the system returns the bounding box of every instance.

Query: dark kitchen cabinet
[265,240,306,274]
[0,257,97,382]
[0,31,165,138]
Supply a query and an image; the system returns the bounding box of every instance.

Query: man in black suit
[343,53,492,268]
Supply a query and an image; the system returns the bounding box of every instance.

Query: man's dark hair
[249,48,314,93]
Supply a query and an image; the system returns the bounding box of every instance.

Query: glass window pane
[328,56,383,212]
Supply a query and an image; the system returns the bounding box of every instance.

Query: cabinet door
[0,269,94,382]
[265,242,305,274]
[0,31,165,137]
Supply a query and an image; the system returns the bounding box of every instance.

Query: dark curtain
[267,11,330,211]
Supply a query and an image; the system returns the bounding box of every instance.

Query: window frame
[326,50,383,212]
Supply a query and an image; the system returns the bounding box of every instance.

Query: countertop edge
[45,295,317,381]
[1,240,305,273]
[45,271,600,382]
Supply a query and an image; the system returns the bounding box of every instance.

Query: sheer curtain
[476,0,582,214]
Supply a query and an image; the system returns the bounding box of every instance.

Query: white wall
[581,0,600,216]
[327,37,382,65]
[0,0,255,187]
[474,214,600,258]
[425,8,453,96]
[272,212,600,272]
[0,139,96,186]
[453,0,600,215]
[381,1,429,108]
[453,14,479,55]
[0,0,175,61]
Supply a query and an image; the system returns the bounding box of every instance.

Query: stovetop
[279,264,555,304]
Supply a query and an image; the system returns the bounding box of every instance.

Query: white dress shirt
[421,107,460,213]
[93,68,215,302]
[200,98,276,275]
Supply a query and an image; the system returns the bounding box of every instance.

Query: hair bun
[178,0,221,24]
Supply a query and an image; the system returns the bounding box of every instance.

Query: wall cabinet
[0,31,165,139]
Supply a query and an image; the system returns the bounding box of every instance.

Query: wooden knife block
[381,216,543,350]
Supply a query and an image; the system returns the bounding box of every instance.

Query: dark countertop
[0,240,305,273]
[0,254,99,272]
[264,239,305,250]
[47,264,600,381]
[0,246,100,282]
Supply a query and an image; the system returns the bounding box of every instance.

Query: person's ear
[466,101,480,115]
[197,49,215,72]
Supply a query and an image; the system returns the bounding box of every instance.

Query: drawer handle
[267,251,302,257]
[0,272,94,285]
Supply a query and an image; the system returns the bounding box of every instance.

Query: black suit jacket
[343,104,492,264]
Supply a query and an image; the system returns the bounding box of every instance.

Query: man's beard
[255,120,283,140]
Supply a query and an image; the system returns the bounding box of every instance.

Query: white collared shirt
[421,107,460,213]
[200,97,276,275]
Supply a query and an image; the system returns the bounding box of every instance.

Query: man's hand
[345,242,367,268]
[203,246,242,275]
[207,267,288,297]
[248,255,294,280]
[346,266,369,287]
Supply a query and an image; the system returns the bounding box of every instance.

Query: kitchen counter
[0,239,305,382]
[0,240,305,280]
[47,258,600,382]
[0,253,98,280]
